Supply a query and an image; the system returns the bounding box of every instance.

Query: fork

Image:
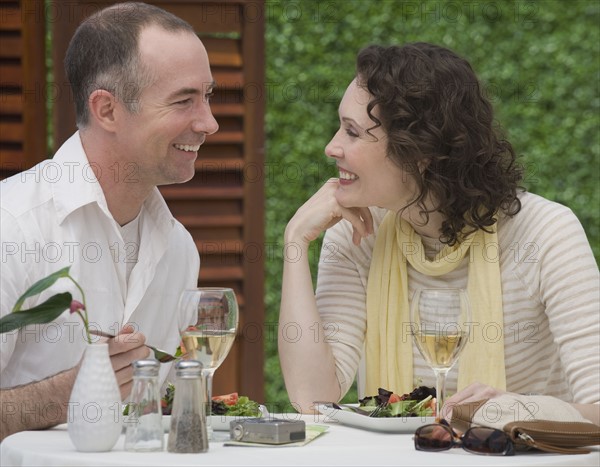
[88,329,180,363]
[368,402,388,418]
[314,402,374,416]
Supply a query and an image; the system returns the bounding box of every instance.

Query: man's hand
[107,324,151,400]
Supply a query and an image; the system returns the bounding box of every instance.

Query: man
[0,2,218,439]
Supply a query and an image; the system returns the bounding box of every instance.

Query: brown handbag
[451,398,600,455]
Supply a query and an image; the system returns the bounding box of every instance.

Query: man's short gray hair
[65,2,196,128]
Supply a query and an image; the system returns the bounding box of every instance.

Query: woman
[278,43,599,423]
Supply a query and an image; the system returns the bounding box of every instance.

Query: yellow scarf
[365,212,506,396]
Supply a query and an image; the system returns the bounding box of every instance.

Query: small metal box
[230,418,306,444]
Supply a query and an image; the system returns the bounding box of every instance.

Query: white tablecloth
[1,415,599,466]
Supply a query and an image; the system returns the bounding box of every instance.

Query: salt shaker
[124,359,164,452]
[167,360,208,453]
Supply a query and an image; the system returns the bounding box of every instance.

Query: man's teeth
[174,144,200,152]
[339,171,358,180]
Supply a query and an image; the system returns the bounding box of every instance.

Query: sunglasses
[414,419,515,456]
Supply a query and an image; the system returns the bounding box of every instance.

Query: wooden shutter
[0,0,47,177]
[158,1,266,400]
[47,0,265,401]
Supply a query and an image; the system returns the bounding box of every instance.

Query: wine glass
[410,288,470,419]
[178,288,239,440]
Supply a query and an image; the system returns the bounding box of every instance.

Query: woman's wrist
[283,223,310,251]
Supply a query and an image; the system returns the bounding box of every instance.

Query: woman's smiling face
[324,78,418,212]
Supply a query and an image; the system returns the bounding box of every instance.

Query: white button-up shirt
[0,132,200,387]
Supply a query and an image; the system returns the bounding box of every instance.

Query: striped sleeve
[315,209,384,397]
[517,196,600,404]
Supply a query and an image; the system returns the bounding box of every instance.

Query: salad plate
[315,403,435,433]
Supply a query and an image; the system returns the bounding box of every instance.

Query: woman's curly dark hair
[356,43,523,245]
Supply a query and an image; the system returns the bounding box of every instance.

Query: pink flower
[0,267,93,344]
[70,300,85,314]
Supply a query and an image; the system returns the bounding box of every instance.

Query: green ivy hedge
[264,0,599,408]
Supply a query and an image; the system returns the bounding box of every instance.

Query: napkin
[223,425,329,448]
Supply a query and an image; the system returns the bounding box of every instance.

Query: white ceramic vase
[67,343,122,452]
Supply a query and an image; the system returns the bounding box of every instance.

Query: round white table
[1,415,599,466]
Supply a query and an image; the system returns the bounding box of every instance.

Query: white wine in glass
[179,288,239,440]
[410,288,470,418]
[181,330,236,370]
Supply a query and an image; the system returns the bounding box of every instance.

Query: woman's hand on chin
[285,178,374,247]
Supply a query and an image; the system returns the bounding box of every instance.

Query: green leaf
[224,396,261,417]
[12,267,71,312]
[1,292,73,333]
[389,400,416,417]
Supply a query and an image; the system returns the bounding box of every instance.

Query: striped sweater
[315,191,600,403]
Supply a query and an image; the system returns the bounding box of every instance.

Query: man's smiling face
[116,25,219,188]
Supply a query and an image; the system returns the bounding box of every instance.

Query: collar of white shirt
[51,132,175,235]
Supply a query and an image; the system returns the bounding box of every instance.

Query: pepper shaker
[124,359,164,452]
[167,360,208,453]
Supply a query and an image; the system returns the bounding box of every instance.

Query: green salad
[161,383,261,417]
[358,386,436,418]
